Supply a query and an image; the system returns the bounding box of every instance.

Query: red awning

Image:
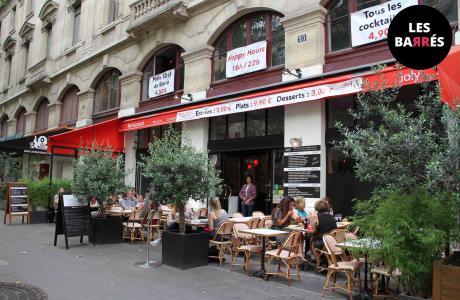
[120,66,437,132]
[48,118,124,156]
[438,45,460,108]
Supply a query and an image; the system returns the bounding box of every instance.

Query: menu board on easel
[3,182,30,225]
[283,145,321,199]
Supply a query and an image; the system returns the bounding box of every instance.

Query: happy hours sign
[149,69,175,98]
[350,0,418,47]
[226,40,267,78]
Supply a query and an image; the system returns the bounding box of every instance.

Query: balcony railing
[26,58,52,88]
[128,0,189,33]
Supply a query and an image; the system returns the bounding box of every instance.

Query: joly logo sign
[387,5,452,70]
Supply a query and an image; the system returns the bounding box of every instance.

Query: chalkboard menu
[3,183,29,225]
[54,194,90,249]
[283,145,321,198]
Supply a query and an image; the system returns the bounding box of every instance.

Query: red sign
[120,112,177,132]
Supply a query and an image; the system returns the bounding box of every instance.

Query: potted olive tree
[138,128,221,269]
[336,67,460,298]
[72,143,127,244]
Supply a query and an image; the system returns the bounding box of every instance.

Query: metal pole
[134,208,161,268]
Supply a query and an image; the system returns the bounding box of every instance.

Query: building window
[209,107,284,140]
[141,45,185,101]
[60,86,79,124]
[10,6,16,31]
[212,12,285,81]
[72,5,81,46]
[45,24,53,58]
[6,55,13,86]
[23,42,30,77]
[16,109,26,135]
[35,99,50,131]
[137,123,182,149]
[108,0,118,23]
[0,117,8,137]
[327,0,458,53]
[93,69,121,114]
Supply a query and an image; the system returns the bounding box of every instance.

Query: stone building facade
[0,0,458,212]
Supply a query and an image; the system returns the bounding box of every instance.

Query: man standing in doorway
[239,175,257,217]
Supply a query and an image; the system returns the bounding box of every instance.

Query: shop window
[247,110,265,137]
[93,69,121,114]
[267,107,284,135]
[212,12,285,81]
[16,108,26,135]
[35,99,50,131]
[0,116,8,137]
[141,45,185,101]
[228,113,245,139]
[60,86,79,125]
[326,0,458,53]
[209,107,284,140]
[210,116,226,140]
[327,95,354,129]
[137,124,182,150]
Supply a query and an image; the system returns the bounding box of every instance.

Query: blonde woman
[293,196,309,221]
[208,197,229,236]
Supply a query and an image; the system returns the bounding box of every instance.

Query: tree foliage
[138,127,222,234]
[72,143,127,216]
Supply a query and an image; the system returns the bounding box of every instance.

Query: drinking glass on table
[335,214,342,222]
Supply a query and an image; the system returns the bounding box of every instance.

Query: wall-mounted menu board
[283,145,321,199]
[3,182,30,224]
[54,194,90,249]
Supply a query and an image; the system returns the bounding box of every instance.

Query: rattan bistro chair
[246,217,260,229]
[252,211,265,217]
[265,231,303,285]
[209,221,234,267]
[232,212,244,218]
[321,234,363,300]
[123,210,144,243]
[230,223,262,274]
[142,210,161,241]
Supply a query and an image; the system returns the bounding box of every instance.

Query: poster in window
[148,69,175,98]
[226,40,267,78]
[350,0,418,47]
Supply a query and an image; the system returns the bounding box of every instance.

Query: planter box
[29,211,48,224]
[433,251,460,300]
[162,230,209,270]
[399,294,425,300]
[89,216,123,245]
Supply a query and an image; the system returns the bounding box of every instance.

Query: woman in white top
[208,197,229,237]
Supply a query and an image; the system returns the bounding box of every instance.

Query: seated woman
[271,196,296,230]
[293,196,309,221]
[120,191,137,209]
[311,199,337,250]
[207,197,229,237]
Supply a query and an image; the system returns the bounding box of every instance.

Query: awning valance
[438,45,460,108]
[120,66,437,132]
[48,119,124,156]
[0,128,70,154]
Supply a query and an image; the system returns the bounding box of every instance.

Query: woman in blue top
[293,196,309,221]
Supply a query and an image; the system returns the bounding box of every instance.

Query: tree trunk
[98,200,106,218]
[178,203,185,234]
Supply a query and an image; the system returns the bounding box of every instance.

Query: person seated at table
[132,188,143,202]
[271,196,296,230]
[136,197,145,210]
[311,200,337,250]
[293,196,309,221]
[322,196,334,215]
[207,197,229,237]
[120,192,137,209]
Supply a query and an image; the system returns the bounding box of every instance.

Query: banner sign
[351,0,418,47]
[226,40,267,78]
[176,78,363,122]
[148,69,175,98]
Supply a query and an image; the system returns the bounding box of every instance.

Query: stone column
[124,130,136,187]
[6,119,17,136]
[282,6,327,80]
[118,71,142,118]
[76,88,94,128]
[182,46,214,100]
[47,103,61,129]
[24,112,37,135]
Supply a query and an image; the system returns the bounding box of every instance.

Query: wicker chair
[230,223,262,274]
[123,210,144,243]
[371,264,401,298]
[232,212,244,218]
[265,231,303,285]
[321,234,363,300]
[252,211,265,217]
[246,217,260,229]
[142,210,162,240]
[209,221,234,267]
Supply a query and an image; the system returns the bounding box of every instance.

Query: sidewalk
[0,217,346,300]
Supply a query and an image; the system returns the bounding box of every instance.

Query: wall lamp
[175,93,193,101]
[282,68,302,79]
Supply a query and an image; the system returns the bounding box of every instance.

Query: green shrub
[27,177,72,211]
[354,189,459,296]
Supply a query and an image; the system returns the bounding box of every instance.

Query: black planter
[399,294,426,300]
[29,211,48,224]
[162,230,209,270]
[89,216,123,245]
